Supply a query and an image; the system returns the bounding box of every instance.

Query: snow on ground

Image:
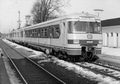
[3,56,21,84]
[3,39,47,59]
[77,62,120,77]
[3,39,120,84]
[102,47,120,56]
[52,57,120,84]
[3,39,33,51]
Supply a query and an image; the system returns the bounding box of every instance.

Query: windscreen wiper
[74,20,80,25]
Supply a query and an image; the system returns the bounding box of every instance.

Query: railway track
[3,39,120,83]
[93,62,120,72]
[76,62,120,81]
[0,40,66,84]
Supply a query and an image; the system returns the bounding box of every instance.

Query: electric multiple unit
[7,13,102,61]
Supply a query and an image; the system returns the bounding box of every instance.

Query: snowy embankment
[102,47,120,56]
[3,39,120,84]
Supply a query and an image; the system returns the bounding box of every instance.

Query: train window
[33,30,36,37]
[21,31,23,37]
[27,30,29,37]
[31,30,32,37]
[31,30,33,37]
[33,30,34,37]
[89,22,101,33]
[41,29,44,37]
[28,30,30,37]
[33,30,35,37]
[27,31,29,37]
[43,29,46,37]
[24,25,60,38]
[68,21,87,33]
[25,31,26,37]
[68,21,101,33]
[25,31,27,37]
[34,29,37,38]
[45,28,48,37]
[38,29,41,37]
[30,30,32,37]
[29,30,31,37]
[49,26,54,38]
[53,25,60,38]
[63,22,65,26]
[68,21,72,33]
[36,29,38,37]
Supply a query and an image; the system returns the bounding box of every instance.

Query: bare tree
[31,0,69,24]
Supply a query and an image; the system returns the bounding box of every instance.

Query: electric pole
[17,11,21,29]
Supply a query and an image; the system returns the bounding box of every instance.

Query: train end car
[6,13,102,62]
[65,13,102,61]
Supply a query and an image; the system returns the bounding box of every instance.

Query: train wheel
[58,51,63,59]
[79,57,85,62]
[52,49,57,56]
[73,57,76,62]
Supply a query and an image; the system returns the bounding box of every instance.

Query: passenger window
[34,29,37,38]
[38,29,41,37]
[41,29,44,37]
[45,28,48,37]
[53,25,60,38]
[49,27,53,38]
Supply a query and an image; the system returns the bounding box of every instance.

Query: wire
[2,0,17,19]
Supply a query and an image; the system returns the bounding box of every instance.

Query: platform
[0,57,11,84]
[98,54,120,68]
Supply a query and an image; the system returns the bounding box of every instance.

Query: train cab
[65,13,102,59]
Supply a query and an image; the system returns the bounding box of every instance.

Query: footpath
[0,54,11,84]
[98,54,120,68]
[97,47,120,68]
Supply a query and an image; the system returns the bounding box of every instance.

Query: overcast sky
[0,0,120,33]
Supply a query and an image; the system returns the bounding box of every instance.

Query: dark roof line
[101,17,120,27]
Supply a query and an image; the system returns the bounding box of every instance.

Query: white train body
[7,13,102,56]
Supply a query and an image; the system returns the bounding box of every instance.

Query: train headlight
[99,40,102,44]
[73,39,79,44]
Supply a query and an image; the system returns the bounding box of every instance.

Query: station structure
[102,18,120,48]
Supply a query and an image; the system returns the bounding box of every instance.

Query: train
[6,13,102,62]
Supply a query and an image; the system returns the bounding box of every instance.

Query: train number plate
[86,41,93,43]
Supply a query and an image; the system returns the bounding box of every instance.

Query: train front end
[66,14,102,61]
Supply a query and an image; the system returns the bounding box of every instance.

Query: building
[101,18,120,48]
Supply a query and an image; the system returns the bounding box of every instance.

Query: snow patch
[3,39,47,59]
[37,59,51,63]
[102,47,120,57]
[29,51,47,59]
[52,58,120,84]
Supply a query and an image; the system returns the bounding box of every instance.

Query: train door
[47,26,53,48]
[61,21,67,47]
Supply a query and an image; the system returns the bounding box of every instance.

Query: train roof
[24,13,100,30]
[9,13,100,33]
